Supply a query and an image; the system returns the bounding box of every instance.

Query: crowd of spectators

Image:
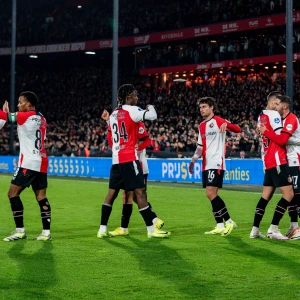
[0,0,293,47]
[137,27,300,69]
[0,67,300,159]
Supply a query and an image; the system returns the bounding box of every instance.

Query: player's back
[17,111,48,173]
[137,122,149,174]
[259,109,287,169]
[282,112,300,166]
[109,105,140,164]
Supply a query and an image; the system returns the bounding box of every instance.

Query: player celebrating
[97,84,170,238]
[0,92,51,241]
[189,97,241,236]
[250,92,294,240]
[258,95,300,239]
[101,110,164,236]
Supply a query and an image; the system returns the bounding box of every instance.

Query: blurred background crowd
[0,0,300,159]
[1,67,299,159]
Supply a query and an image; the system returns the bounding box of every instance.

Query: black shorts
[263,164,292,188]
[109,161,145,191]
[11,167,48,190]
[289,166,300,193]
[202,169,224,188]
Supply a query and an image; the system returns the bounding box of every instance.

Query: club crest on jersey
[274,118,280,124]
[139,127,144,134]
[286,124,293,131]
[209,123,214,128]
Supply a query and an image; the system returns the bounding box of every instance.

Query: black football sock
[211,196,230,224]
[287,196,298,223]
[271,198,289,226]
[38,198,51,230]
[139,206,154,226]
[101,204,112,226]
[148,201,158,219]
[121,204,133,228]
[9,196,24,228]
[295,194,300,217]
[253,197,269,227]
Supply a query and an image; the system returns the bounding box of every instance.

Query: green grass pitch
[0,174,299,300]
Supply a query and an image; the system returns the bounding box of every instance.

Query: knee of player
[205,190,216,200]
[134,188,146,200]
[105,189,119,203]
[285,191,294,202]
[8,191,18,199]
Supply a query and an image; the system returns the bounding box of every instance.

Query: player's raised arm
[127,105,157,123]
[144,105,157,121]
[225,122,241,133]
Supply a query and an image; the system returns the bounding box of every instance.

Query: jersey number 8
[35,129,42,150]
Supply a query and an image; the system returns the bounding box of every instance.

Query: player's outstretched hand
[101,110,109,121]
[188,161,194,174]
[220,122,227,133]
[3,100,9,113]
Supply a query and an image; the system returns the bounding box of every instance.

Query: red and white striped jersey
[258,110,287,169]
[281,112,300,167]
[0,119,5,129]
[0,110,48,173]
[197,115,241,171]
[137,122,149,174]
[109,105,151,164]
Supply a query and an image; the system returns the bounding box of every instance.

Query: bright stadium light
[78,6,82,9]
[29,55,38,58]
[85,51,96,55]
[173,78,187,82]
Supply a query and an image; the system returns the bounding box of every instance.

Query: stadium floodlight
[78,6,82,9]
[85,51,96,55]
[29,55,38,58]
[173,78,187,82]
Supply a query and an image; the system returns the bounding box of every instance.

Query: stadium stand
[0,0,296,47]
[1,66,299,158]
[1,0,300,159]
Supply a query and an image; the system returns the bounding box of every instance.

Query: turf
[0,174,299,300]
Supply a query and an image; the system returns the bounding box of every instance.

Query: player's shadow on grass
[6,242,58,299]
[107,236,214,299]
[226,236,299,278]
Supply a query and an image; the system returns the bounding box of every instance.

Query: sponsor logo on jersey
[274,118,280,124]
[116,112,125,119]
[286,124,293,131]
[31,117,42,124]
[201,131,216,138]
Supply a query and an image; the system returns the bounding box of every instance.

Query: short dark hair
[277,95,291,107]
[20,91,38,106]
[117,84,137,106]
[198,97,216,109]
[267,91,282,102]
